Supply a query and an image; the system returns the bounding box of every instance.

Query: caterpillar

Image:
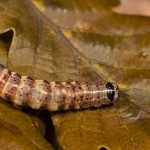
[0,64,119,111]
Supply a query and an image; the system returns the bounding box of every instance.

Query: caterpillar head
[106,82,119,102]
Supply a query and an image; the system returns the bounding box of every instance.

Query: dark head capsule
[106,82,119,102]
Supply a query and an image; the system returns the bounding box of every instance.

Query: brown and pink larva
[0,64,119,111]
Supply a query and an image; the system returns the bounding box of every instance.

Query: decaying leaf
[0,100,54,150]
[0,0,150,150]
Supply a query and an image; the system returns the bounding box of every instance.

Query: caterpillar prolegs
[0,64,119,111]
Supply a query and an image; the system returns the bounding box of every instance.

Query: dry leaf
[0,0,150,150]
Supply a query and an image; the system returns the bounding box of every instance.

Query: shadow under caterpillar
[0,64,119,111]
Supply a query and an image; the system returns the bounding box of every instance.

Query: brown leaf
[0,0,150,150]
[0,99,53,150]
[62,29,150,69]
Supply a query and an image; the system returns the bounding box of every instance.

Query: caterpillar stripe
[0,64,119,111]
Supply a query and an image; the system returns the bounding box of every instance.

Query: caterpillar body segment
[0,64,119,111]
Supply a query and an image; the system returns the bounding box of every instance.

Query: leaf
[0,0,150,150]
[62,29,150,69]
[32,0,119,32]
[0,99,53,150]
